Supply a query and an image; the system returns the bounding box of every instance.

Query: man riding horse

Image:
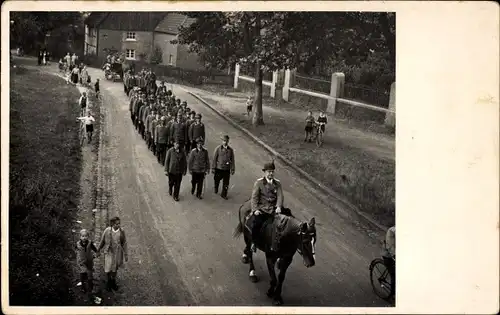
[234,160,317,306]
[248,161,284,253]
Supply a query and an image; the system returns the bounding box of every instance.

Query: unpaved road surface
[83,66,390,307]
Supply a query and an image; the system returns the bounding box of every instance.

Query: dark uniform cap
[195,113,202,119]
[190,111,196,115]
[262,161,276,172]
[196,137,204,144]
[221,135,229,141]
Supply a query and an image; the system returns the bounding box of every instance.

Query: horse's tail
[233,199,249,238]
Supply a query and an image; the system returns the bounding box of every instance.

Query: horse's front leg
[243,232,259,282]
[265,254,278,298]
[273,257,293,306]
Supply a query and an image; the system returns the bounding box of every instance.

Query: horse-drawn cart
[104,62,123,82]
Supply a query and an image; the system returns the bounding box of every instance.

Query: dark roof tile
[154,13,196,35]
[98,12,167,31]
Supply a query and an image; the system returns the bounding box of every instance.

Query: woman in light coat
[80,66,89,87]
[97,216,128,291]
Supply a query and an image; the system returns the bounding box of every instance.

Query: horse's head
[296,217,317,268]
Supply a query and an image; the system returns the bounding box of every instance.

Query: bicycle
[369,253,395,301]
[315,123,325,147]
[78,119,87,145]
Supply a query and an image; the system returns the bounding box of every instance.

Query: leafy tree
[175,12,319,126]
[174,12,395,126]
[10,12,84,53]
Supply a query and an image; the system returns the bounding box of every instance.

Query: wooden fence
[233,64,396,127]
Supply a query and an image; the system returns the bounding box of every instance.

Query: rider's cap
[221,135,229,141]
[262,161,276,172]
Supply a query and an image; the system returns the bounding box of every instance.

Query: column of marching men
[126,69,236,202]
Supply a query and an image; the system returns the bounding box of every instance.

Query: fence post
[270,71,278,98]
[233,63,240,89]
[384,82,396,128]
[282,69,292,101]
[327,72,345,114]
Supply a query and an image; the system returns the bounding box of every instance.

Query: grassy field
[191,87,395,228]
[9,65,83,305]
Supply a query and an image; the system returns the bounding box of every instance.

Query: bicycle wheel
[369,258,393,300]
[80,124,86,145]
[316,130,323,147]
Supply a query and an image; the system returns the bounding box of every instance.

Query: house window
[125,32,136,40]
[169,54,174,65]
[126,49,136,60]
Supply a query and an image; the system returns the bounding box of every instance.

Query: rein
[295,230,316,258]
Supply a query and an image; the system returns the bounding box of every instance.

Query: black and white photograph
[2,2,498,314]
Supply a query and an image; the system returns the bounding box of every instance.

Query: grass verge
[196,88,395,227]
[9,65,83,305]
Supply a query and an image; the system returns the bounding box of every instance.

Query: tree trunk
[252,59,264,126]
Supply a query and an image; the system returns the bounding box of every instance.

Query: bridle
[296,228,316,260]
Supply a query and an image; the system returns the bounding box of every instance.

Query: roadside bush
[9,68,82,305]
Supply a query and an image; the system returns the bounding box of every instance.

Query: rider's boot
[251,242,257,253]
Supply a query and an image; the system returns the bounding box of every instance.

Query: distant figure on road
[304,110,316,142]
[212,135,236,200]
[94,78,100,98]
[71,66,80,85]
[246,95,253,116]
[188,137,210,199]
[37,50,42,66]
[77,110,96,143]
[64,52,71,66]
[97,217,128,292]
[71,53,78,66]
[79,92,88,116]
[316,110,328,134]
[248,161,284,253]
[164,140,187,201]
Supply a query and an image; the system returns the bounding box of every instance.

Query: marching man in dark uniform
[155,117,169,165]
[169,113,187,149]
[212,135,235,200]
[187,137,210,199]
[164,140,187,202]
[188,113,206,151]
[249,161,284,253]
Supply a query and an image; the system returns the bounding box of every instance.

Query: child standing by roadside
[76,229,99,295]
[94,79,100,99]
[316,110,328,134]
[246,95,253,116]
[304,110,315,142]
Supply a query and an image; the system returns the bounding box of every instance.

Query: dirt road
[83,65,391,307]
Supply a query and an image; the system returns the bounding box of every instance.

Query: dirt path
[77,66,390,307]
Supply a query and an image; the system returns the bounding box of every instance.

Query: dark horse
[233,199,317,306]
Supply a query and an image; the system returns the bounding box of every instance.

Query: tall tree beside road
[174,12,323,126]
[174,12,395,126]
[10,12,84,53]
